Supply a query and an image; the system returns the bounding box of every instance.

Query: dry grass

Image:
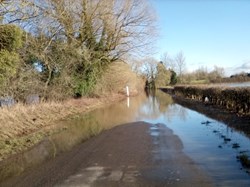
[94,61,145,96]
[0,94,125,160]
[0,61,146,160]
[0,95,125,140]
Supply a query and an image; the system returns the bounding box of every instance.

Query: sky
[149,0,250,76]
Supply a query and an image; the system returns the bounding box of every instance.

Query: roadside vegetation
[0,94,129,161]
[174,85,250,116]
[0,0,155,101]
[0,0,155,160]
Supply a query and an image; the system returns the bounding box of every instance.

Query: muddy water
[1,91,250,186]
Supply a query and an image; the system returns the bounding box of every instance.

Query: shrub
[0,24,23,51]
[0,50,19,91]
[170,70,177,85]
[155,62,171,87]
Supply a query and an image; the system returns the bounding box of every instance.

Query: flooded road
[0,122,213,187]
[219,82,250,88]
[1,91,250,186]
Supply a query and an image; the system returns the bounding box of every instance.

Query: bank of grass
[0,61,144,161]
[0,94,125,161]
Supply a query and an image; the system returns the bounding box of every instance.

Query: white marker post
[126,86,129,97]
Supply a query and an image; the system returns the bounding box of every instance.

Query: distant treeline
[181,67,250,85]
[225,73,250,83]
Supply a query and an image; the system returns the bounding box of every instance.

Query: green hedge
[0,50,19,86]
[0,24,23,95]
[174,85,250,115]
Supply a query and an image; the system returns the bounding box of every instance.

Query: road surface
[1,122,213,187]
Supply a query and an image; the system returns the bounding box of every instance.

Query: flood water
[1,91,250,186]
[215,81,250,88]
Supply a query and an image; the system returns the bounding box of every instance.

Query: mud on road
[1,122,213,187]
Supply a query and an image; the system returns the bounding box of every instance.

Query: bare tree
[195,66,208,80]
[208,66,225,82]
[161,52,176,71]
[1,0,156,59]
[213,66,225,77]
[141,57,158,88]
[0,0,157,97]
[175,51,186,82]
[0,0,44,27]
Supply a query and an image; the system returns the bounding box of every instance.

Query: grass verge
[0,93,125,161]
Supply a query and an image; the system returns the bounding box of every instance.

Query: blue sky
[150,0,250,76]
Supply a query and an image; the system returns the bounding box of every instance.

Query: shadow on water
[1,90,250,186]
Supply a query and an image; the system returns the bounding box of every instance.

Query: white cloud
[225,61,250,76]
[236,62,250,70]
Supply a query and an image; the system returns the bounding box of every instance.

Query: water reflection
[139,91,188,123]
[139,91,174,121]
[140,93,250,186]
[0,114,103,182]
[127,97,130,108]
[0,93,149,182]
[1,91,250,186]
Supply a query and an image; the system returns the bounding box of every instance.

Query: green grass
[189,79,210,84]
